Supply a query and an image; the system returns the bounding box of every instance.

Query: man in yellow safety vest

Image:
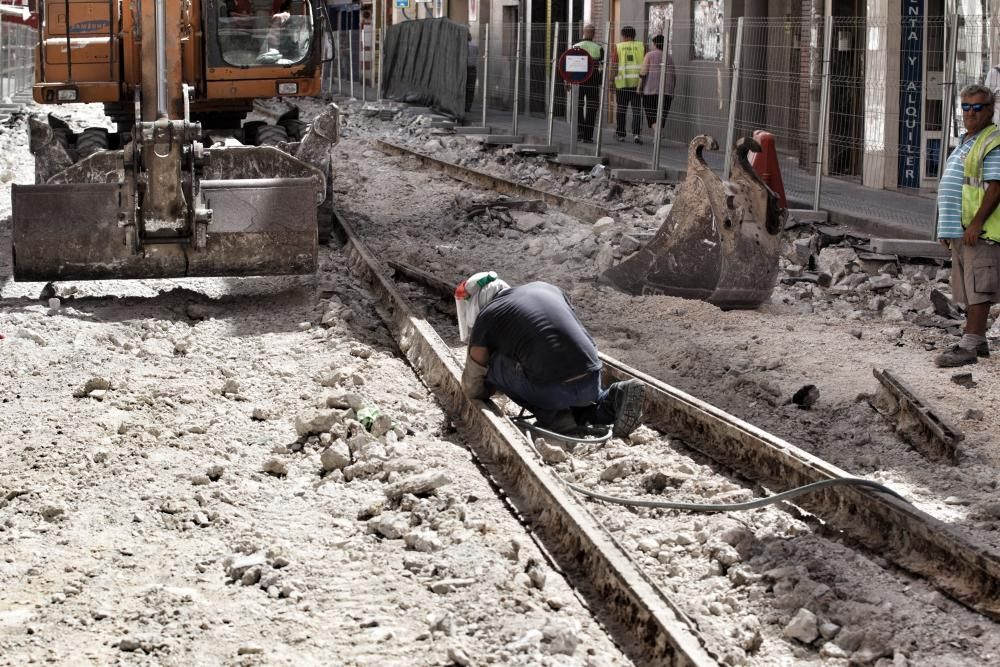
[935,84,1000,367]
[611,25,645,143]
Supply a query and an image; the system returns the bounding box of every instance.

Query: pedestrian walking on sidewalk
[934,84,1000,367]
[573,23,604,143]
[639,34,676,134]
[465,31,479,114]
[456,271,645,437]
[611,26,645,144]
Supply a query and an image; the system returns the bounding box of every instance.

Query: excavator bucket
[12,178,318,282]
[601,135,785,309]
[11,108,340,282]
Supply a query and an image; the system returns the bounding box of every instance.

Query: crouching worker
[456,271,645,437]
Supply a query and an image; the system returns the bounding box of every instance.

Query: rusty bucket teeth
[600,134,785,309]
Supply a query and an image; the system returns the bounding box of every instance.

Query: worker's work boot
[934,343,987,368]
[609,379,645,438]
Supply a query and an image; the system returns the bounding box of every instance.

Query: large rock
[817,246,859,278]
[295,410,339,436]
[783,608,819,644]
[384,470,452,500]
[320,439,351,471]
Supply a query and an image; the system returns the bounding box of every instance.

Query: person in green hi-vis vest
[611,25,644,143]
[572,23,604,143]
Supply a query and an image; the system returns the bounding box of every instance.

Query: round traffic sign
[557,47,595,85]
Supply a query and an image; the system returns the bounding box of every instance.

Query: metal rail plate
[375,140,613,224]
[600,356,1000,619]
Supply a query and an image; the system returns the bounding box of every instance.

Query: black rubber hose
[566,477,908,513]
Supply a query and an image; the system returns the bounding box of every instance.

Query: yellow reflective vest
[614,41,644,89]
[962,124,1000,242]
[573,39,603,62]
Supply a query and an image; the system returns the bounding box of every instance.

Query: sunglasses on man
[961,102,993,112]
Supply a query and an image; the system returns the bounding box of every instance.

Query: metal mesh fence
[0,15,36,102]
[324,14,1000,228]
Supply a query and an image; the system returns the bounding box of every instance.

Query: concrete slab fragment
[552,154,606,168]
[788,208,830,223]
[611,168,670,183]
[869,238,951,259]
[455,126,492,135]
[482,135,525,145]
[514,144,558,155]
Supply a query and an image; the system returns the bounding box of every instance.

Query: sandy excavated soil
[1,97,999,666]
[0,106,629,665]
[329,99,1000,665]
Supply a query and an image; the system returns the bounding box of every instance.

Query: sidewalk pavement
[468,105,936,241]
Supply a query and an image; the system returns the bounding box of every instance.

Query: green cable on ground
[565,477,908,513]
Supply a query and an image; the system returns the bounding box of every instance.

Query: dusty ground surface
[0,105,630,665]
[328,98,1000,665]
[2,97,1000,666]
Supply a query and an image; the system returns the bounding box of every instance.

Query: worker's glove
[461,352,492,400]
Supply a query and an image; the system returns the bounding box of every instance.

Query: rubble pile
[773,225,974,335]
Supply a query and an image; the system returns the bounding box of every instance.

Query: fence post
[512,21,522,135]
[723,17,744,181]
[360,27,367,102]
[378,26,385,102]
[651,19,671,171]
[349,28,355,99]
[336,26,343,95]
[481,23,490,127]
[813,16,833,212]
[593,20,611,157]
[546,22,560,145]
[2,20,7,101]
[935,13,960,240]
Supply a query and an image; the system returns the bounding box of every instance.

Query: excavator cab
[11,0,338,282]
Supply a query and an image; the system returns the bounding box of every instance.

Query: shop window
[692,0,723,61]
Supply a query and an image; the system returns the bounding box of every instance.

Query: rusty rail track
[377,259,1000,620]
[374,139,613,223]
[331,152,1000,630]
[333,209,717,666]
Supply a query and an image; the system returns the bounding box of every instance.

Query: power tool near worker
[12,0,340,281]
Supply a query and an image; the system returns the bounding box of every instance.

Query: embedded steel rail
[600,358,1000,620]
[332,209,717,666]
[374,140,613,223]
[384,257,1000,620]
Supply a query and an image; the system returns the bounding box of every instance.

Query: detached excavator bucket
[601,135,785,309]
[12,177,318,282]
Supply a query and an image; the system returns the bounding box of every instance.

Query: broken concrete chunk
[513,212,545,233]
[535,438,568,464]
[73,377,111,398]
[592,216,615,234]
[384,470,452,500]
[783,608,819,644]
[320,439,351,472]
[295,409,340,436]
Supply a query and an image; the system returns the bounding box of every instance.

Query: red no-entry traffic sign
[557,47,595,85]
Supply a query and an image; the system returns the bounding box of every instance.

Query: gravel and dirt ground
[1,98,1000,666]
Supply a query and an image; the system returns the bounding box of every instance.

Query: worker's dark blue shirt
[469,282,601,384]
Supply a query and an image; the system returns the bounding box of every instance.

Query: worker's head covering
[455,271,510,342]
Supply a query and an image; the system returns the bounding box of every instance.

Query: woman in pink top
[639,35,677,131]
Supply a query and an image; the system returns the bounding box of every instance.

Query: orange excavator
[12,0,339,281]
